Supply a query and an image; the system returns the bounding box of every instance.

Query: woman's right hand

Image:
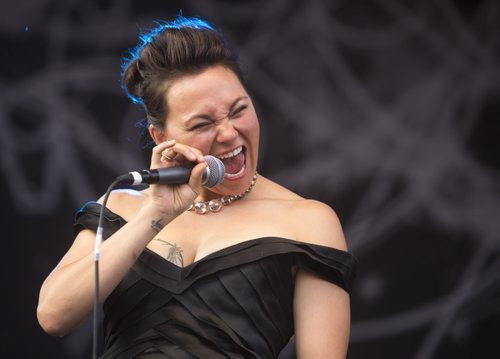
[144,139,208,218]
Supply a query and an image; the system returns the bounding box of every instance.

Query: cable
[93,178,122,359]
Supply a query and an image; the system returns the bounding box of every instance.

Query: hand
[145,139,207,218]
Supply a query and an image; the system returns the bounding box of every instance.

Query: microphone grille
[203,155,225,187]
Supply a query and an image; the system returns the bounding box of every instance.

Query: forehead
[166,66,247,116]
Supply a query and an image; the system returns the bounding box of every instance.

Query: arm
[37,140,206,336]
[292,200,351,358]
[37,203,173,337]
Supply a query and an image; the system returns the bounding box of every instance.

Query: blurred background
[1,0,499,358]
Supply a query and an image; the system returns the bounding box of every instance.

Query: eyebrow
[186,96,248,123]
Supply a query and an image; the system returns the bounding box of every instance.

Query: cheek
[253,119,260,138]
[238,111,259,136]
[186,133,215,154]
[196,135,217,153]
[167,128,216,154]
[246,116,260,142]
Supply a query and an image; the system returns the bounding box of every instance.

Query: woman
[37,16,355,358]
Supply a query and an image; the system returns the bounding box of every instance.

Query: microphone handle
[143,167,192,184]
[115,154,226,186]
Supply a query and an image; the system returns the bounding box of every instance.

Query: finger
[168,143,205,163]
[151,140,176,169]
[160,149,176,162]
[189,161,208,190]
[152,140,176,156]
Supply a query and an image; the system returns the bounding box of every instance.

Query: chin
[218,167,256,196]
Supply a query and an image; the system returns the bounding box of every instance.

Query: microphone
[116,155,225,188]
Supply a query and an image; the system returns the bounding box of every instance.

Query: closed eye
[189,121,211,131]
[230,105,248,118]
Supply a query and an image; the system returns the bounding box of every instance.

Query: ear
[149,124,167,145]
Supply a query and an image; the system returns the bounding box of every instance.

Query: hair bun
[120,16,243,129]
[122,59,144,104]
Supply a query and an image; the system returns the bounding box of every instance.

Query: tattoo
[150,219,164,233]
[153,238,184,267]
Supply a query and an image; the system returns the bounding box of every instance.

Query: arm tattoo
[150,219,164,233]
[153,238,184,267]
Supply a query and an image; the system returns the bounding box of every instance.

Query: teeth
[218,146,243,160]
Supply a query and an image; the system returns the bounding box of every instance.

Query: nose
[216,118,238,143]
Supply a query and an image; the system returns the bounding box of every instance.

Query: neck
[197,176,257,202]
[188,172,258,214]
[196,189,222,202]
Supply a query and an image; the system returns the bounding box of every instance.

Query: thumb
[188,161,208,191]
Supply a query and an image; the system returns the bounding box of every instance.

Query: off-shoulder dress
[74,202,356,358]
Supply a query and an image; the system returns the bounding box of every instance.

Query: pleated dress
[74,202,356,358]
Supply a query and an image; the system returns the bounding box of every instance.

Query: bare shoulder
[97,188,147,221]
[255,176,303,201]
[256,176,347,251]
[289,198,347,251]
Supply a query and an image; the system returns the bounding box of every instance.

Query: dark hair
[122,16,243,129]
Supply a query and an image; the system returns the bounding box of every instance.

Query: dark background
[1,0,499,358]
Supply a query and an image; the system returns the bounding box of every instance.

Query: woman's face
[157,65,260,196]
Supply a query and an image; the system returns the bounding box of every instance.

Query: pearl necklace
[188,172,258,214]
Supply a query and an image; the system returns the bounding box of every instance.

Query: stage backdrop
[1,0,499,358]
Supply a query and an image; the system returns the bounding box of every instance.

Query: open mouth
[217,146,246,179]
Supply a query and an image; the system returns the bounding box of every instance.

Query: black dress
[74,202,356,358]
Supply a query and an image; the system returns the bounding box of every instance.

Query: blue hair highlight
[121,16,215,104]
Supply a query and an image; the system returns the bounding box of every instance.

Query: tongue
[221,151,245,175]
